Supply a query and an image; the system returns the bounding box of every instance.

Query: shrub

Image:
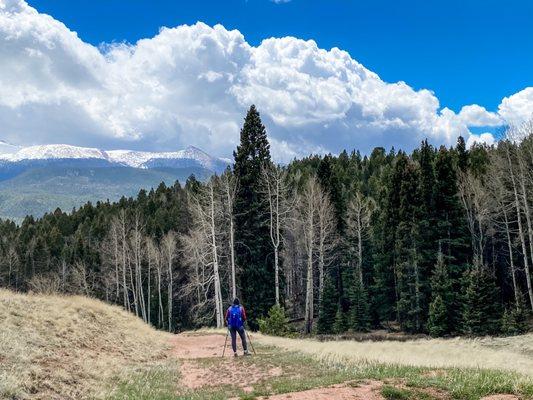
[258,304,289,336]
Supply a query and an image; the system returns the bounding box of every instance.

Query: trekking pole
[245,329,257,355]
[222,328,229,358]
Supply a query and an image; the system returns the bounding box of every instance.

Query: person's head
[233,298,240,306]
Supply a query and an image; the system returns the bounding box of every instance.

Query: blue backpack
[228,305,244,329]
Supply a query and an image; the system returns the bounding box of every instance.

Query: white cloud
[466,132,496,148]
[0,0,531,162]
[498,87,533,126]
[458,104,502,127]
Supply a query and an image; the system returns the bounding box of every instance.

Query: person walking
[225,298,250,357]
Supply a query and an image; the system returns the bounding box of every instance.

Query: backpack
[228,305,244,329]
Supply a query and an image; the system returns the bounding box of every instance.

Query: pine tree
[461,265,501,336]
[427,295,447,337]
[333,305,348,334]
[233,105,274,328]
[349,276,370,332]
[317,276,338,334]
[396,160,425,333]
[417,140,437,318]
[501,290,529,336]
[434,147,470,331]
[456,136,469,172]
[427,251,453,336]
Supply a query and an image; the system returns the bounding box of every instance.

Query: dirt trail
[169,333,519,400]
[170,332,385,398]
[171,333,282,392]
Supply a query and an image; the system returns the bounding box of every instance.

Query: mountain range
[0,143,230,221]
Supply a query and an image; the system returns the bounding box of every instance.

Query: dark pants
[230,326,247,353]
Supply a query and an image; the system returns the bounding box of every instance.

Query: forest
[0,105,532,337]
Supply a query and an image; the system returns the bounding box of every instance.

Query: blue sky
[26,0,533,113]
[1,0,531,159]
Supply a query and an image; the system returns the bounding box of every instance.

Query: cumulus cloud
[0,0,531,161]
[498,87,533,126]
[466,132,496,148]
[458,104,502,127]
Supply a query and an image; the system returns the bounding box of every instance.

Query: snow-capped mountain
[0,143,231,221]
[1,144,108,162]
[0,144,229,173]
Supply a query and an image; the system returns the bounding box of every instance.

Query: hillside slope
[0,165,211,220]
[0,290,171,400]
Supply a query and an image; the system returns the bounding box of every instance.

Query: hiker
[225,298,250,357]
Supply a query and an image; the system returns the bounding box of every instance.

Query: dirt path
[169,333,519,400]
[170,333,282,392]
[170,332,385,398]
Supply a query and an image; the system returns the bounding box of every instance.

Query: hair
[233,298,240,306]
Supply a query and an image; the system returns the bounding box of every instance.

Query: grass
[255,333,533,376]
[108,340,533,400]
[0,289,172,400]
[2,291,532,400]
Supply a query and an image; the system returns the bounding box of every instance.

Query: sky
[1,0,532,160]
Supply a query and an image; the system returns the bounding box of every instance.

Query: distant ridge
[0,143,231,220]
[0,143,230,173]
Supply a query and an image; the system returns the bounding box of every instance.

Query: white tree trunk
[506,146,533,310]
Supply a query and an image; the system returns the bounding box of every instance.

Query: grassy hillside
[1,290,532,400]
[0,166,211,220]
[0,290,172,400]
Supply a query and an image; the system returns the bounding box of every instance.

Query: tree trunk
[210,183,224,328]
[506,146,533,310]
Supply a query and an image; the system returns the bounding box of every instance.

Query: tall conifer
[233,105,274,327]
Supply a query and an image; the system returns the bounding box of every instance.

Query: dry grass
[255,333,533,377]
[0,289,172,400]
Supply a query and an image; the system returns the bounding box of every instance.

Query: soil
[256,381,384,400]
[169,332,519,400]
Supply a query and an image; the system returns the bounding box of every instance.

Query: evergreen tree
[434,147,470,331]
[456,136,469,172]
[461,266,501,336]
[396,160,425,333]
[427,295,447,337]
[333,305,349,334]
[233,105,274,328]
[427,251,453,336]
[317,276,338,334]
[349,276,370,332]
[501,290,529,336]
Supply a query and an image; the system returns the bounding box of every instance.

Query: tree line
[0,107,531,337]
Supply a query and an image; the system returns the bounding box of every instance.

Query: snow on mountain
[0,144,229,172]
[0,144,108,162]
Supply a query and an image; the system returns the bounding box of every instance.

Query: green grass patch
[104,342,533,400]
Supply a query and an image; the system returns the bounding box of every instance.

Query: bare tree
[295,175,323,334]
[130,211,147,322]
[261,163,293,305]
[220,170,238,300]
[182,178,227,328]
[458,171,493,265]
[315,182,337,305]
[346,190,375,284]
[147,237,165,327]
[161,231,178,332]
[503,130,533,310]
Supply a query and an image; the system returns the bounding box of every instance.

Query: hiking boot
[233,352,238,357]
[244,350,251,356]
